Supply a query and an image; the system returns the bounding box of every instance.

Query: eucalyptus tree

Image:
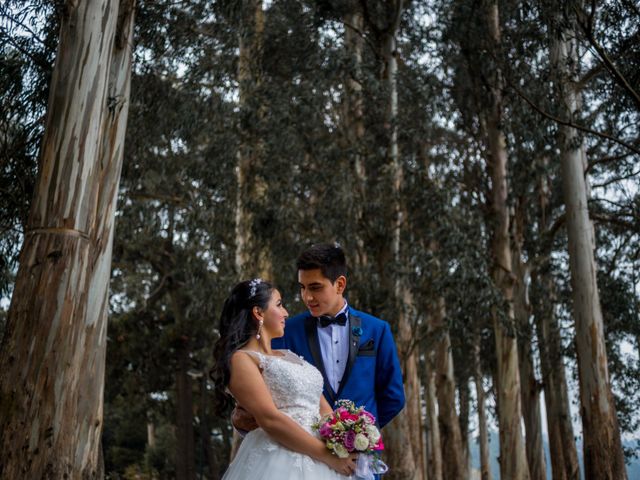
[548,4,627,478]
[235,0,275,281]
[0,0,136,477]
[495,4,582,478]
[363,2,427,479]
[440,0,532,477]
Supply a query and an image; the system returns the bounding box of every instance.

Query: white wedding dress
[222,349,351,480]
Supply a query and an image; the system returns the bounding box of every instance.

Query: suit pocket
[357,349,376,357]
[357,339,376,356]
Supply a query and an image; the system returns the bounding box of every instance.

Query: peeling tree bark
[0,0,135,477]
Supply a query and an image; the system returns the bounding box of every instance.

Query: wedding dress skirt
[222,350,351,480]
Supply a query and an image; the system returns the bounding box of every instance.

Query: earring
[256,320,263,340]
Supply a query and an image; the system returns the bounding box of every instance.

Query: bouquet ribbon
[355,454,388,480]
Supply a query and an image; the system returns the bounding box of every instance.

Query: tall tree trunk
[199,374,220,480]
[551,21,627,480]
[231,0,269,462]
[342,8,368,280]
[431,295,466,479]
[235,0,271,280]
[533,158,580,480]
[473,333,493,480]
[425,350,442,480]
[0,1,134,477]
[391,291,425,480]
[533,268,580,480]
[147,417,156,448]
[169,281,198,479]
[380,3,425,477]
[204,425,220,480]
[483,3,530,479]
[457,371,470,471]
[512,217,547,480]
[175,344,196,480]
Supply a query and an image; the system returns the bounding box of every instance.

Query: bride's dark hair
[211,279,274,411]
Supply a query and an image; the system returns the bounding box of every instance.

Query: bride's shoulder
[231,349,264,368]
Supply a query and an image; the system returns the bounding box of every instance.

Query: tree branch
[578,25,640,89]
[507,79,640,156]
[590,212,637,231]
[128,191,186,206]
[586,152,633,174]
[0,6,46,46]
[592,168,640,189]
[574,5,640,110]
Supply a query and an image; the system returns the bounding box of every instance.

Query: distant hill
[468,430,639,479]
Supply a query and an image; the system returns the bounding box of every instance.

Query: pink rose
[343,412,359,422]
[319,424,333,438]
[344,430,356,451]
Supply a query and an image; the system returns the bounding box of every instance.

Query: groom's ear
[334,275,347,295]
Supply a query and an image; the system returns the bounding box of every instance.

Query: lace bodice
[243,349,324,431]
[224,350,349,478]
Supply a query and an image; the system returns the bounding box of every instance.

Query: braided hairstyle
[211,279,274,411]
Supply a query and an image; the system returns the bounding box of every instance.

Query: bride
[212,279,357,479]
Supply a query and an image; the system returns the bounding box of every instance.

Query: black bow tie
[317,312,347,328]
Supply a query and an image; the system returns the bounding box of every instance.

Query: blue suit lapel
[337,310,361,398]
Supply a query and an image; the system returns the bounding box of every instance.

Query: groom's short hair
[296,243,347,283]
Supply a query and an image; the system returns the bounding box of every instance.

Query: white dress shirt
[317,301,350,393]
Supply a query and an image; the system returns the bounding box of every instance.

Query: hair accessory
[249,278,263,298]
[256,320,263,340]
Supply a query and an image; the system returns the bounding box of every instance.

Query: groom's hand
[231,404,259,434]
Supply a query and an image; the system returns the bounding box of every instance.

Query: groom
[273,243,405,429]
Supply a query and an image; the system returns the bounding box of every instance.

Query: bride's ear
[252,306,263,321]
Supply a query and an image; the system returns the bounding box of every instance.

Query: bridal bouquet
[313,400,388,479]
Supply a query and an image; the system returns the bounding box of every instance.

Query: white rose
[366,425,381,444]
[334,443,349,458]
[354,433,370,451]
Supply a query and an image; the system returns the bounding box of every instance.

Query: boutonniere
[351,326,363,337]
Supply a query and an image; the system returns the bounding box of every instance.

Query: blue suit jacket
[272,306,405,428]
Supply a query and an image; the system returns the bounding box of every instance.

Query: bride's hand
[231,404,259,433]
[325,453,358,477]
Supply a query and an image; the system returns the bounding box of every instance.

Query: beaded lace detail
[242,349,323,431]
